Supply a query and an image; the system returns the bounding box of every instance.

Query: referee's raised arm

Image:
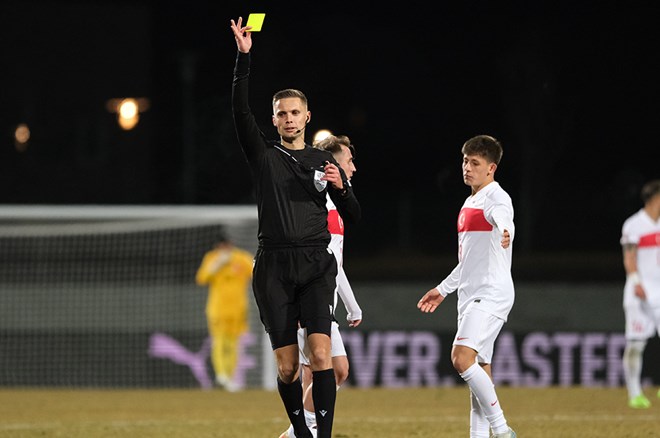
[230,17,264,164]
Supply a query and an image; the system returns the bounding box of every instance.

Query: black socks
[312,368,336,438]
[277,376,312,438]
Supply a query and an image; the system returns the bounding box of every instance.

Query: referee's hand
[230,17,253,53]
[322,162,344,190]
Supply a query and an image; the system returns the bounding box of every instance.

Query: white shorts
[624,298,660,340]
[454,300,505,364]
[298,321,347,366]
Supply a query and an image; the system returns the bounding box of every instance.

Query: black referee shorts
[252,245,337,350]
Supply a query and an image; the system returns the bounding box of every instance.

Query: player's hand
[348,319,362,328]
[501,229,511,249]
[634,284,647,300]
[230,17,253,53]
[209,249,231,272]
[322,162,344,190]
[417,288,444,313]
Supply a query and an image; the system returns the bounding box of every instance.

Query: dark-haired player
[620,179,660,409]
[417,135,516,438]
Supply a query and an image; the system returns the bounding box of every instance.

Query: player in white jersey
[620,179,660,409]
[280,135,362,438]
[417,135,516,438]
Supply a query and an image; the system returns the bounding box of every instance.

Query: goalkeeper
[195,231,253,392]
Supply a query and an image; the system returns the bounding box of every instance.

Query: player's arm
[622,242,646,300]
[210,249,231,272]
[489,201,515,249]
[195,250,231,285]
[418,264,460,313]
[195,253,214,285]
[437,263,460,297]
[336,265,362,327]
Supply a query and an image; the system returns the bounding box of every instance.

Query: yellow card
[246,13,266,32]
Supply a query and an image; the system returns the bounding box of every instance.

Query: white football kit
[620,209,660,339]
[436,182,515,362]
[299,194,362,364]
[437,181,515,320]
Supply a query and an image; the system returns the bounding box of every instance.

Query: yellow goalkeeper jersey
[195,247,253,329]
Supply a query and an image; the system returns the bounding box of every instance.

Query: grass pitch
[0,386,658,437]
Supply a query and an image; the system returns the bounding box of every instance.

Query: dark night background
[1,1,659,280]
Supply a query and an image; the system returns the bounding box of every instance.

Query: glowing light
[119,98,138,119]
[106,97,150,131]
[313,129,333,145]
[14,123,30,152]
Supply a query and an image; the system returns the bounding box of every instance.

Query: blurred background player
[280,135,362,437]
[417,135,516,438]
[620,179,660,409]
[195,231,253,391]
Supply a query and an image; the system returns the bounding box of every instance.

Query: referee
[230,17,361,438]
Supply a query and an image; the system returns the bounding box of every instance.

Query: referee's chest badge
[314,170,327,192]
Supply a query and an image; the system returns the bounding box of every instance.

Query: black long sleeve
[328,175,361,225]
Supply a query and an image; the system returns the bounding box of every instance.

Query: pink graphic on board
[148,332,256,390]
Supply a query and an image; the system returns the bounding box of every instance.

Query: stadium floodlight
[105,97,150,130]
[14,123,30,152]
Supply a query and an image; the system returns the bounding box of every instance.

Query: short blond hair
[313,135,355,159]
[272,89,308,109]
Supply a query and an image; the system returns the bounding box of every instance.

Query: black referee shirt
[232,51,361,248]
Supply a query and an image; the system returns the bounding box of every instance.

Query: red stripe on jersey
[457,207,493,233]
[638,232,660,248]
[327,209,344,235]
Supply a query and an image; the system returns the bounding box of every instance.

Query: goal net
[0,205,276,389]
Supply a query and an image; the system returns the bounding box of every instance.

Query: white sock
[623,339,647,399]
[460,362,508,435]
[304,409,316,428]
[469,389,490,438]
